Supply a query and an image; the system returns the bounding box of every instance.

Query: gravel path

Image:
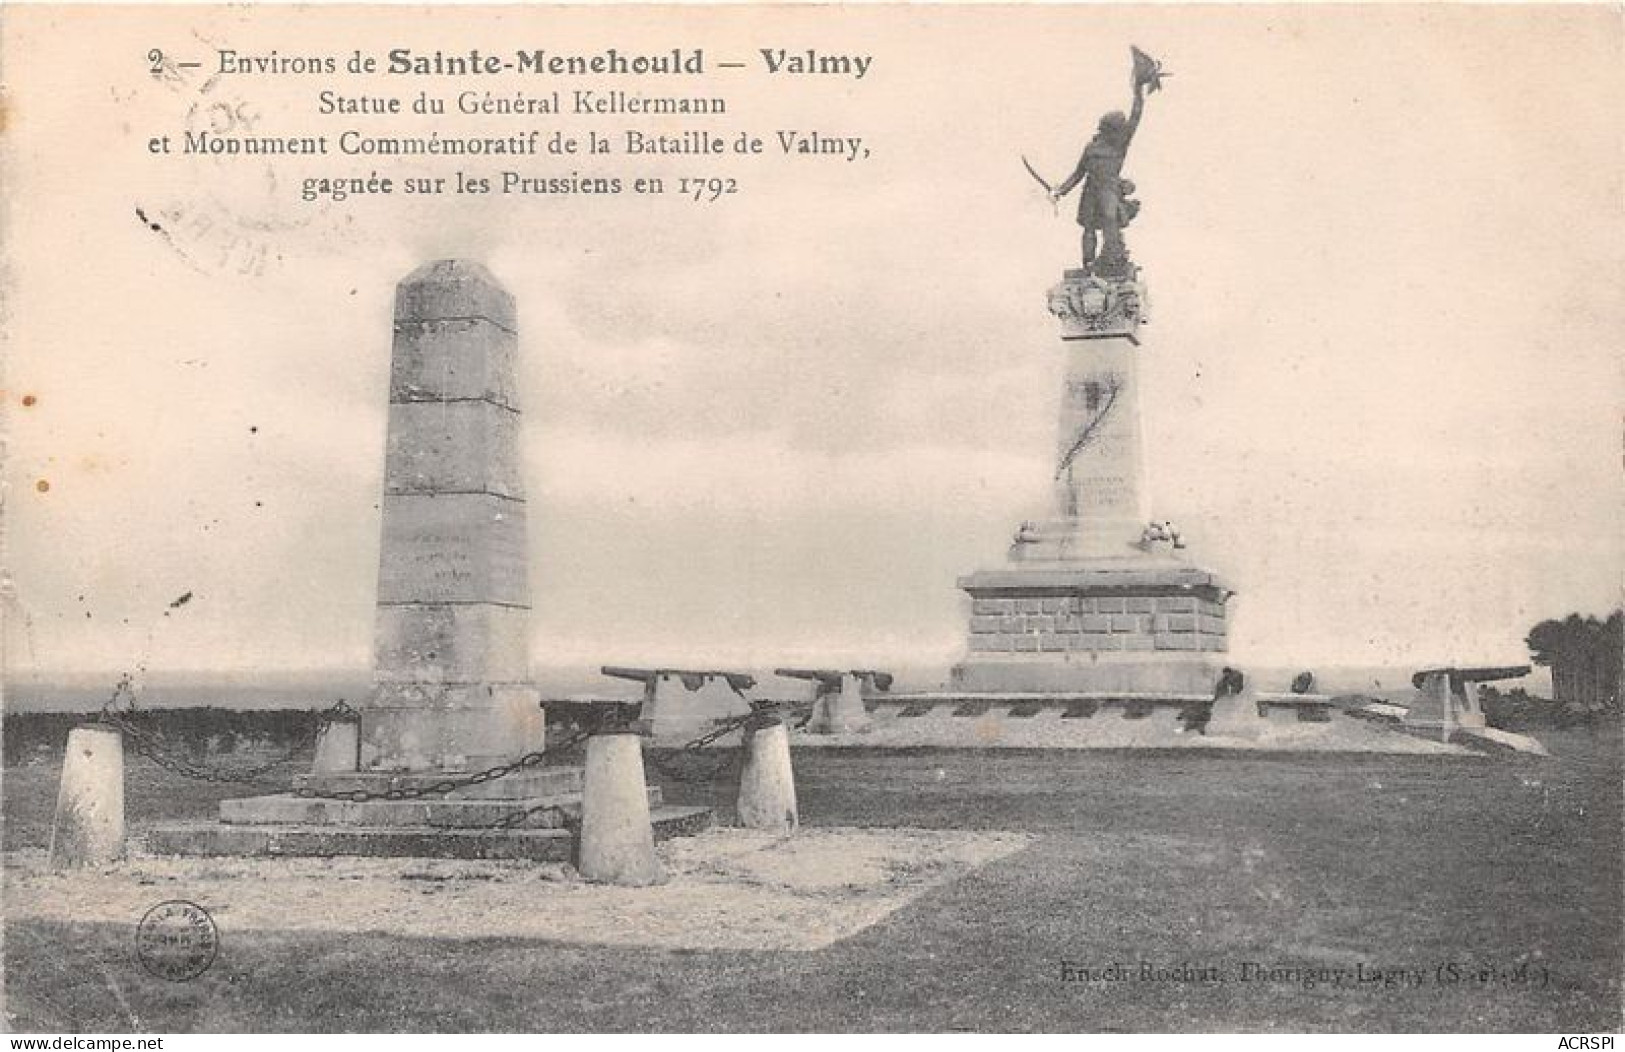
[4,827,1031,952]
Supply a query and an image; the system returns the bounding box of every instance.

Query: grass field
[4,731,1620,1032]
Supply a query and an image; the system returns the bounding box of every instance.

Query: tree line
[1525,610,1623,715]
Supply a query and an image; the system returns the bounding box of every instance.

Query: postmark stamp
[135,899,219,982]
[141,35,334,278]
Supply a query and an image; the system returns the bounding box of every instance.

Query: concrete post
[737,717,798,833]
[310,718,361,774]
[577,731,665,886]
[49,725,125,868]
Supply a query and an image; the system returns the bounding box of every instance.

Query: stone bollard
[310,718,361,774]
[576,730,665,886]
[736,716,798,833]
[49,725,126,868]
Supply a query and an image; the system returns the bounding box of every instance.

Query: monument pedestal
[951,558,1230,694]
[951,267,1234,697]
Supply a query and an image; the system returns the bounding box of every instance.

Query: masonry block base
[953,560,1233,695]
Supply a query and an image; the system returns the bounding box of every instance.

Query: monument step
[218,787,664,829]
[144,805,714,862]
[292,765,584,801]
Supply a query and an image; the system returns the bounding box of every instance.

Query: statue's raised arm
[1123,46,1164,145]
[1123,70,1147,145]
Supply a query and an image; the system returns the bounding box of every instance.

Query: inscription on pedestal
[1041,332,1146,558]
[377,493,529,607]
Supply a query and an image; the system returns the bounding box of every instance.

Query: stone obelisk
[362,260,543,771]
[143,263,719,859]
[952,49,1232,696]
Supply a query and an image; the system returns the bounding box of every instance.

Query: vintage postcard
[1,3,1620,1039]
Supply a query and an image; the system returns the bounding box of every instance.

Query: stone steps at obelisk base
[290,766,584,801]
[216,786,664,830]
[144,805,713,862]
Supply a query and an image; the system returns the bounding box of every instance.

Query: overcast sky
[3,5,1620,687]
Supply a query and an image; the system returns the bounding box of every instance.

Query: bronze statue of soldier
[1040,47,1166,277]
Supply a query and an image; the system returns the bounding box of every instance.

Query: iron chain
[644,700,814,783]
[93,673,599,800]
[96,675,348,787]
[92,674,818,804]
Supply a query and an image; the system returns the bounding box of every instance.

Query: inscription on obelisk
[362,260,543,771]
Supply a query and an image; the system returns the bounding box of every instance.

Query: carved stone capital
[1047,269,1146,342]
